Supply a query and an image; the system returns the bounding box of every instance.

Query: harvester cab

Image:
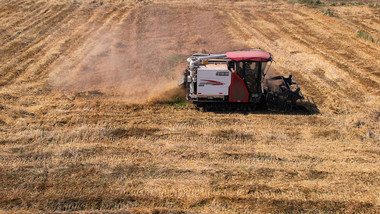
[178,50,303,111]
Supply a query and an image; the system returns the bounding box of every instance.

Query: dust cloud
[49,5,243,103]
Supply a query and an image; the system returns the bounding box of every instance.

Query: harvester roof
[226,50,271,62]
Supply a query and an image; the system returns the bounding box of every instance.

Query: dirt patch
[108,127,160,138]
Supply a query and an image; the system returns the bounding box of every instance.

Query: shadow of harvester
[199,95,319,115]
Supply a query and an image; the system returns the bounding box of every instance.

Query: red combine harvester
[178,50,303,111]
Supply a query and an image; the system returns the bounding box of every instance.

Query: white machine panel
[197,66,231,96]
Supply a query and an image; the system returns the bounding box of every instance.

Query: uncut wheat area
[0,0,379,213]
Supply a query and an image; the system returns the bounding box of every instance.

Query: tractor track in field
[275,12,378,95]
[0,4,80,86]
[0,0,134,88]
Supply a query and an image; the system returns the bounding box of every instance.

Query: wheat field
[0,0,379,213]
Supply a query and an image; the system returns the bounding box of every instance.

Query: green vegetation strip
[357,30,379,43]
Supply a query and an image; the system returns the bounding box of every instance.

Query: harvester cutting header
[178,50,303,111]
